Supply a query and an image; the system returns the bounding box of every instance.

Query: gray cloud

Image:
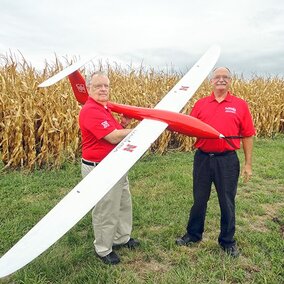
[0,0,283,78]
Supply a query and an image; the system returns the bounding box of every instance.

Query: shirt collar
[88,96,109,109]
[209,91,233,103]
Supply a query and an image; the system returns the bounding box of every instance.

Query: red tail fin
[68,71,88,104]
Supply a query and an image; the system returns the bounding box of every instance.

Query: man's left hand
[241,164,252,183]
[120,114,132,128]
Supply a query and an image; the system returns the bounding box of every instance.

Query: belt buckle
[209,153,215,157]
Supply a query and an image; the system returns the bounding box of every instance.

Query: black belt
[81,159,99,166]
[198,149,235,157]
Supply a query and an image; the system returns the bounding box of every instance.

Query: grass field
[0,135,283,283]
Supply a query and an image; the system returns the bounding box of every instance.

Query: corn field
[1,54,283,170]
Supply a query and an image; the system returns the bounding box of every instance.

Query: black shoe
[113,238,140,250]
[176,233,200,246]
[97,251,120,265]
[222,245,240,258]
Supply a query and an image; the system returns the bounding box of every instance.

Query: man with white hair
[79,71,139,265]
[176,67,255,257]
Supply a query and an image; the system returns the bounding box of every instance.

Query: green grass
[0,135,283,284]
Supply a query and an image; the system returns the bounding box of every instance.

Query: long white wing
[0,45,220,278]
[38,57,94,87]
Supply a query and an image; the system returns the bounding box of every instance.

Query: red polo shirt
[190,91,255,152]
[79,97,123,162]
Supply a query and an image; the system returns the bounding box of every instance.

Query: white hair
[86,71,108,86]
[210,67,231,78]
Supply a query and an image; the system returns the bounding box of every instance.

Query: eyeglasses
[212,75,231,81]
[91,84,109,90]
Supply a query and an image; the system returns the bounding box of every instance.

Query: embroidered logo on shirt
[101,121,110,128]
[225,107,236,114]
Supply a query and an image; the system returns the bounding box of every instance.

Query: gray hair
[210,67,231,78]
[86,71,108,86]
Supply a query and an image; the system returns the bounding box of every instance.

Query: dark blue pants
[186,150,240,248]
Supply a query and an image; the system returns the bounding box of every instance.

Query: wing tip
[38,56,94,88]
[38,82,50,88]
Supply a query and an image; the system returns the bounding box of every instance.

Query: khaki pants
[81,162,132,257]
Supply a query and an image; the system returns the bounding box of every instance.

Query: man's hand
[120,114,132,128]
[241,163,252,183]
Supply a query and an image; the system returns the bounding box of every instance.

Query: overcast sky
[0,0,283,78]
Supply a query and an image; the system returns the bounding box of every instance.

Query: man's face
[210,68,231,92]
[88,75,110,104]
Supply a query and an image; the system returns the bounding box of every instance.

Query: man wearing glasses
[176,67,255,257]
[79,71,139,265]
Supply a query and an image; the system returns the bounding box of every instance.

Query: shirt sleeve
[240,102,256,137]
[85,111,117,140]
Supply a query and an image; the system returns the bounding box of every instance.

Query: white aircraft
[0,45,220,278]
